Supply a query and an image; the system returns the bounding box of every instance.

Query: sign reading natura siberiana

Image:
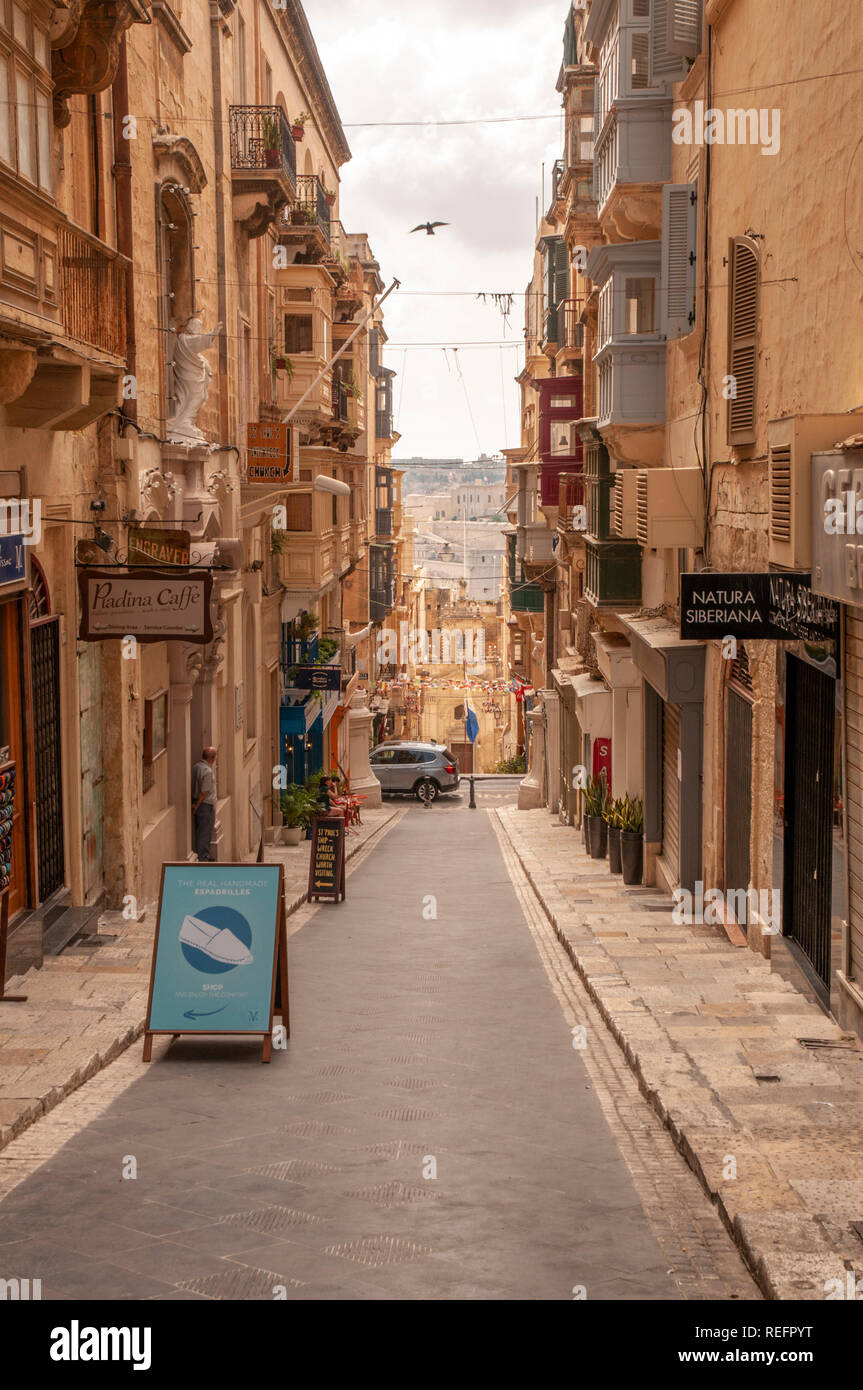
[680,572,838,642]
[78,568,214,644]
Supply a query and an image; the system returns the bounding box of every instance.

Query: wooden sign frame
[143,862,290,1063]
[307,814,346,903]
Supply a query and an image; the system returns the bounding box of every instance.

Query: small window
[551,423,576,457]
[578,115,594,162]
[624,278,656,334]
[631,33,650,90]
[550,395,575,410]
[285,287,313,302]
[284,314,313,354]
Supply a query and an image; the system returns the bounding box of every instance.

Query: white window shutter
[667,0,703,58]
[661,182,697,339]
[649,0,689,84]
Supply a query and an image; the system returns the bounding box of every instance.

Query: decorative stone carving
[165,318,222,443]
[151,132,207,193]
[140,467,175,512]
[52,0,152,128]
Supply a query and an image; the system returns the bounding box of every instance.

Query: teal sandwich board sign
[143,862,289,1063]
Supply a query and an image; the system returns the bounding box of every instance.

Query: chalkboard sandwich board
[143,862,289,1063]
[307,814,346,903]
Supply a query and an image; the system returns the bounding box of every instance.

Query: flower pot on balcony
[292,126,305,140]
[621,831,643,885]
[608,825,622,874]
[264,147,281,168]
[324,193,336,207]
[586,814,606,859]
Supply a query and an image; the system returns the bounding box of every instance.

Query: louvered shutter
[667,0,703,57]
[662,700,680,881]
[592,75,601,201]
[727,236,760,446]
[649,0,689,84]
[661,182,697,338]
[554,238,570,310]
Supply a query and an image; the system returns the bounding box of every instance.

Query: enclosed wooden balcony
[279,176,332,260]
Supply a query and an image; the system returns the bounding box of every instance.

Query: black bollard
[469,775,476,810]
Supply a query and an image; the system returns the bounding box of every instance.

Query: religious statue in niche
[165,318,223,443]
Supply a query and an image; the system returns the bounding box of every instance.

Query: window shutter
[649,0,689,84]
[592,75,601,201]
[667,0,703,58]
[727,236,760,446]
[554,238,570,309]
[661,182,697,338]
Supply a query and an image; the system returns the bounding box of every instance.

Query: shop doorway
[0,598,28,918]
[29,564,65,902]
[782,654,834,995]
[725,657,754,923]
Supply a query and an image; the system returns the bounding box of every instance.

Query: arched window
[158,182,196,420]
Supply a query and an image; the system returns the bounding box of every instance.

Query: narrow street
[0,797,755,1301]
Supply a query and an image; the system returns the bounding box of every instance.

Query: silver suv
[369,742,460,801]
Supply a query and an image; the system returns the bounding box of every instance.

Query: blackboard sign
[143,862,289,1063]
[293,666,342,692]
[680,572,838,642]
[308,814,346,903]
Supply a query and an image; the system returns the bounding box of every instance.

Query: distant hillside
[396,456,507,497]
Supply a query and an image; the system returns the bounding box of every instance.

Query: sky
[301,0,568,463]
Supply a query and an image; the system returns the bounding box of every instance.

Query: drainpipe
[112,37,136,419]
[209,2,229,442]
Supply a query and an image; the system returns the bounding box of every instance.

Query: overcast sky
[301,0,567,463]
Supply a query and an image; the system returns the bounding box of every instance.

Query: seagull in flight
[411,221,450,236]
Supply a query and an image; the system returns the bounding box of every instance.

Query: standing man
[192,746,218,862]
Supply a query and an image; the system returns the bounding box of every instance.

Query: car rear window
[420,751,436,763]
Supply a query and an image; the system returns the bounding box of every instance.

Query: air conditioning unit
[767,414,854,570]
[613,470,639,538]
[635,467,704,549]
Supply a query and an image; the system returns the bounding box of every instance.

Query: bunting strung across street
[373,676,534,697]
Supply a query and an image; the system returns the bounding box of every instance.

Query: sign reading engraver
[246,421,298,485]
[78,568,214,644]
[143,863,289,1063]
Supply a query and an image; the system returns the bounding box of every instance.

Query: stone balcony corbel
[51,0,152,129]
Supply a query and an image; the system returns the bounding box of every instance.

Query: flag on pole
[465,702,479,743]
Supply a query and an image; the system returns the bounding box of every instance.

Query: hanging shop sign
[246,422,298,485]
[128,526,191,567]
[307,814,346,903]
[0,534,28,592]
[143,862,289,1063]
[679,572,838,643]
[811,450,863,605]
[78,568,214,644]
[293,666,342,692]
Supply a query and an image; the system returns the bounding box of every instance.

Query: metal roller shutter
[663,700,680,882]
[845,611,863,986]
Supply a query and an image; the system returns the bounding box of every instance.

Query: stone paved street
[496,808,863,1300]
[0,797,756,1300]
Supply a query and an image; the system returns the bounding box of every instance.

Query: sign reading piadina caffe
[78,568,214,644]
[680,572,838,643]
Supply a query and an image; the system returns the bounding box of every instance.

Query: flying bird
[411,221,450,236]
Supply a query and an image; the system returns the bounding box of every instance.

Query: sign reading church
[680,572,838,643]
[78,568,214,644]
[246,422,298,485]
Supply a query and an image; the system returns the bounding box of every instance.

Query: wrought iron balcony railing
[558,297,585,350]
[229,105,296,190]
[333,379,349,422]
[289,175,331,243]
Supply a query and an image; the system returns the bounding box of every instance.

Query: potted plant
[322,184,336,207]
[261,112,282,167]
[620,794,644,885]
[270,347,294,378]
[280,784,315,845]
[295,610,318,641]
[584,769,609,859]
[607,797,624,875]
[291,111,310,140]
[270,528,288,555]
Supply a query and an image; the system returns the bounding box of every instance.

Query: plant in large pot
[280,784,316,845]
[620,794,644,885]
[291,111,310,140]
[261,112,282,168]
[584,769,609,859]
[607,797,624,875]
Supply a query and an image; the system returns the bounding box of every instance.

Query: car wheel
[414,778,439,803]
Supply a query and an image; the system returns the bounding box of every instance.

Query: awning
[618,615,705,704]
